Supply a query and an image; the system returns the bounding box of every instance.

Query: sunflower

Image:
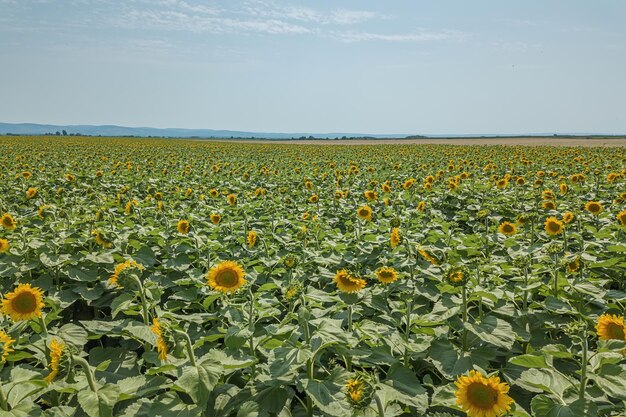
[418,248,438,265]
[209,189,219,198]
[584,201,603,216]
[108,259,144,287]
[206,261,246,294]
[566,256,581,273]
[21,171,32,179]
[596,314,626,341]
[247,230,257,248]
[0,239,9,254]
[544,217,564,236]
[364,190,378,201]
[177,220,190,234]
[562,212,575,224]
[390,227,401,248]
[25,187,38,199]
[346,376,365,403]
[559,183,568,194]
[542,201,556,210]
[0,330,15,363]
[308,194,319,203]
[357,205,372,222]
[455,370,514,417]
[447,268,467,286]
[382,183,391,193]
[150,318,168,361]
[44,339,64,383]
[227,193,237,206]
[333,270,366,293]
[618,210,626,227]
[1,284,45,321]
[498,221,517,236]
[496,178,508,189]
[1,213,17,231]
[417,201,426,211]
[375,267,399,284]
[210,213,222,225]
[92,230,113,248]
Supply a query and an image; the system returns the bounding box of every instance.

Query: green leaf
[465,316,516,350]
[379,364,428,412]
[173,361,222,406]
[302,378,350,417]
[509,353,550,369]
[77,384,120,417]
[589,363,626,400]
[531,396,597,417]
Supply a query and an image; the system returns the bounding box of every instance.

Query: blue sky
[1,0,625,135]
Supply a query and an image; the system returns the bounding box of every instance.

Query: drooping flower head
[390,227,401,248]
[247,230,257,248]
[0,330,15,363]
[44,339,65,383]
[150,318,168,361]
[333,270,366,293]
[108,259,144,287]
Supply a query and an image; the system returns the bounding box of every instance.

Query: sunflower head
[0,239,9,254]
[247,230,258,248]
[0,330,15,363]
[357,205,372,222]
[544,216,564,236]
[562,212,575,224]
[584,201,603,216]
[206,261,246,294]
[618,210,626,227]
[283,282,303,301]
[150,318,169,361]
[108,259,144,288]
[1,284,45,322]
[498,221,517,237]
[177,220,190,234]
[283,254,298,269]
[417,201,426,211]
[345,373,374,408]
[44,339,65,383]
[25,187,38,199]
[447,267,468,286]
[364,190,378,201]
[418,248,438,265]
[596,314,626,341]
[227,193,237,206]
[565,255,582,274]
[542,201,556,210]
[333,270,366,293]
[375,267,399,284]
[455,370,513,417]
[210,213,222,225]
[1,213,17,231]
[390,227,401,248]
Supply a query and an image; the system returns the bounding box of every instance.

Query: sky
[1,0,625,135]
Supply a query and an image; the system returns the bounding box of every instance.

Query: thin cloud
[334,30,465,43]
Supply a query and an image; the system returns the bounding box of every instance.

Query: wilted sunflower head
[1,284,45,322]
[206,261,246,294]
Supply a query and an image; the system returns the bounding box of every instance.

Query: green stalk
[130,275,150,325]
[73,356,98,392]
[374,393,385,417]
[579,330,588,401]
[462,285,468,352]
[174,330,197,367]
[553,253,559,296]
[347,305,353,333]
[39,315,49,338]
[523,266,529,312]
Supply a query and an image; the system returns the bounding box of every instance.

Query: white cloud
[334,30,464,43]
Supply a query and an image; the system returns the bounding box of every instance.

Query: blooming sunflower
[618,210,626,227]
[1,213,17,231]
[308,194,319,203]
[357,205,372,222]
[0,238,9,254]
[177,220,190,234]
[375,267,399,284]
[455,370,514,417]
[1,284,45,322]
[247,230,257,248]
[559,183,568,194]
[417,201,426,211]
[542,201,556,210]
[92,230,112,248]
[150,318,168,361]
[333,270,366,293]
[596,314,626,341]
[210,213,222,225]
[108,259,144,287]
[364,190,378,201]
[0,330,15,363]
[584,201,603,216]
[227,193,237,206]
[206,261,246,294]
[544,217,564,236]
[418,248,438,265]
[390,227,401,248]
[562,212,575,224]
[498,221,517,236]
[25,187,38,199]
[44,339,64,383]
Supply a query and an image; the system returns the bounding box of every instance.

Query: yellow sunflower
[227,193,237,206]
[584,201,603,216]
[309,194,319,203]
[108,259,144,287]
[177,220,190,234]
[544,217,564,236]
[0,330,15,363]
[498,221,517,236]
[364,190,378,201]
[562,212,575,224]
[618,210,626,227]
[210,213,222,225]
[1,213,17,231]
[596,314,626,341]
[559,183,568,194]
[247,230,258,248]
[390,227,401,248]
[346,376,365,403]
[25,187,38,199]
[44,338,64,383]
[542,201,556,210]
[455,370,514,417]
[417,201,426,211]
[206,261,246,294]
[333,270,366,293]
[150,318,168,361]
[357,205,372,222]
[375,267,399,284]
[0,238,9,254]
[418,248,438,265]
[1,284,45,321]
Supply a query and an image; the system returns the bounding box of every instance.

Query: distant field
[208,136,626,146]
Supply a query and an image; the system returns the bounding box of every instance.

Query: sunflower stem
[579,329,588,401]
[39,315,49,338]
[347,305,353,333]
[174,329,197,367]
[374,393,385,417]
[523,266,529,312]
[553,253,559,297]
[462,285,468,352]
[73,356,98,392]
[131,275,150,326]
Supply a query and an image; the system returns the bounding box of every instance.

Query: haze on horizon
[1,0,625,136]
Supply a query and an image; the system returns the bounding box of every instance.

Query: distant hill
[0,122,410,139]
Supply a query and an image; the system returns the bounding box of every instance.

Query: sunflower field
[1,136,626,417]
